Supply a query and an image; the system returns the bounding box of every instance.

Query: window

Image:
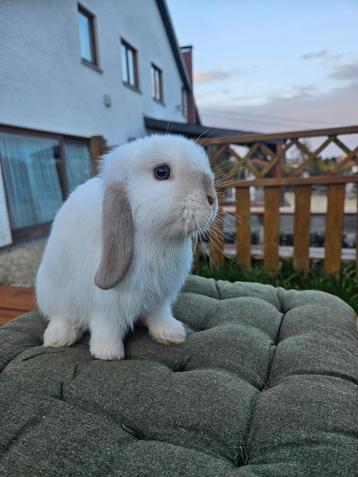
[121,39,139,90]
[151,64,163,102]
[78,4,98,66]
[0,133,63,229]
[181,87,188,117]
[0,128,93,241]
[64,141,93,193]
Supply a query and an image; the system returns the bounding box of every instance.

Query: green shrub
[193,258,358,313]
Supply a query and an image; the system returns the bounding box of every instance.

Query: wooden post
[211,196,224,265]
[272,144,284,179]
[90,135,106,174]
[293,186,311,275]
[324,184,345,274]
[264,187,281,273]
[356,190,358,278]
[236,186,251,268]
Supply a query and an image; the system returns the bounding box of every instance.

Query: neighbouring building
[0,0,201,247]
[0,0,253,250]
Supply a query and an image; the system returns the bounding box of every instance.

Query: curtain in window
[0,133,63,229]
[64,141,93,193]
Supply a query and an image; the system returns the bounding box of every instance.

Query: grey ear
[95,181,134,290]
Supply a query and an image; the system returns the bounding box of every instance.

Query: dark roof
[144,117,273,144]
[155,0,192,93]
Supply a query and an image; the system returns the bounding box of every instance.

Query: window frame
[151,63,164,103]
[120,38,140,91]
[78,3,100,69]
[0,124,93,245]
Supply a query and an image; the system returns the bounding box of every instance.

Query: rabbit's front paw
[90,337,125,360]
[44,318,83,348]
[149,316,186,345]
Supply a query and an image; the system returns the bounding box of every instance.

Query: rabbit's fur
[36,135,217,359]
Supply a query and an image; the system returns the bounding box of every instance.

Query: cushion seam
[262,309,285,390]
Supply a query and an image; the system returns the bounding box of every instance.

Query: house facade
[0,0,197,246]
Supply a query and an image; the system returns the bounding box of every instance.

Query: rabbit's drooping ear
[95,181,134,290]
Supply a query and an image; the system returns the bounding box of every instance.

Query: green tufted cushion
[1,275,358,476]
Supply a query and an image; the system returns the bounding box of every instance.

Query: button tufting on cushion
[1,274,358,476]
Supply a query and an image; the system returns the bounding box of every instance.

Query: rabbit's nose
[207,195,214,206]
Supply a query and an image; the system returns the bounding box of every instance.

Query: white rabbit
[36,134,217,360]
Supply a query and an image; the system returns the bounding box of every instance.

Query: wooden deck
[0,286,35,326]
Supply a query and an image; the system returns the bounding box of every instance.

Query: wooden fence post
[324,184,345,274]
[90,135,106,174]
[236,186,251,269]
[357,190,358,279]
[293,186,311,275]
[264,186,281,273]
[211,195,225,265]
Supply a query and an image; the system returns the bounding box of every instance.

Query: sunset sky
[167,0,358,134]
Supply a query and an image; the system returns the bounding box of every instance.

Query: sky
[167,0,358,133]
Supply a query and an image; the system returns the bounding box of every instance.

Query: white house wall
[0,0,186,146]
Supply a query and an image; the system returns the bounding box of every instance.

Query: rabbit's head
[95,135,217,289]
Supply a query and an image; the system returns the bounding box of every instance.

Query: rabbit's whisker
[207,235,230,261]
[194,127,210,144]
[193,216,216,270]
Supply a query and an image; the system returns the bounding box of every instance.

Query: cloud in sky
[196,87,231,100]
[294,84,317,97]
[329,60,358,80]
[197,58,358,133]
[198,80,358,134]
[194,69,239,85]
[167,0,357,133]
[301,49,342,61]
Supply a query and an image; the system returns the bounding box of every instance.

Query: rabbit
[36,134,217,360]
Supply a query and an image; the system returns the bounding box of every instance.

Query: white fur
[36,135,217,359]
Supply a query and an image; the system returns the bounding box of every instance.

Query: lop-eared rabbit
[36,135,217,359]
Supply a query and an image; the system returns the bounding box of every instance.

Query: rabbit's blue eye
[153,164,171,180]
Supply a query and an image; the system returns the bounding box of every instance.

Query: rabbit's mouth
[148,189,217,239]
[180,194,217,237]
[154,199,215,239]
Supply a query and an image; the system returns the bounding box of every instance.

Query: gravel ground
[0,239,46,287]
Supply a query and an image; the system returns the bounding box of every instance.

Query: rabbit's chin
[160,212,213,239]
[147,196,216,239]
[182,207,215,237]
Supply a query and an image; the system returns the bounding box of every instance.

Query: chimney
[180,45,193,85]
[180,45,199,124]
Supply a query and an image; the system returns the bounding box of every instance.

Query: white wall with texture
[0,0,186,146]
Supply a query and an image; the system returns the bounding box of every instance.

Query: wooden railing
[199,125,358,274]
[90,135,107,173]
